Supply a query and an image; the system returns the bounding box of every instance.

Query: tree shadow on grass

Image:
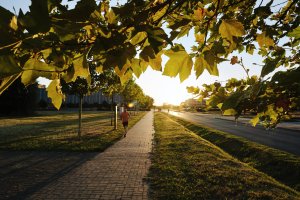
[0,151,99,199]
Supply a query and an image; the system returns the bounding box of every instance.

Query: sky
[0,0,270,106]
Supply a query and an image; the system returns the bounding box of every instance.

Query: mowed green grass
[149,112,300,199]
[0,111,146,151]
[169,114,300,191]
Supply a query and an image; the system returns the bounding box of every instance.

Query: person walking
[120,108,130,137]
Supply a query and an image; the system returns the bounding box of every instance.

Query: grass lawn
[148,112,300,199]
[0,111,146,151]
[168,114,300,191]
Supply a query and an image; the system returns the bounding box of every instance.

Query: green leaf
[131,58,143,78]
[261,58,278,77]
[163,44,193,82]
[246,44,255,55]
[27,0,51,33]
[0,55,22,79]
[47,79,64,110]
[204,51,219,76]
[194,56,205,78]
[222,91,243,110]
[0,73,21,95]
[219,19,245,43]
[119,71,132,85]
[73,55,89,78]
[288,26,300,39]
[130,32,147,45]
[57,0,97,22]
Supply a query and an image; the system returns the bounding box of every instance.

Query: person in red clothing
[120,108,130,137]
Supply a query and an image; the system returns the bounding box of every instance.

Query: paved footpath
[28,111,154,200]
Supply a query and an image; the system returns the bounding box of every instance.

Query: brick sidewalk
[28,111,154,200]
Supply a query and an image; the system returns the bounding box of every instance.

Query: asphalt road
[168,111,300,156]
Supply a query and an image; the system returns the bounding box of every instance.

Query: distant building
[37,84,51,104]
[37,85,123,107]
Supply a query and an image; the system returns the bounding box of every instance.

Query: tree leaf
[152,4,169,22]
[47,79,64,110]
[250,115,260,126]
[222,91,243,110]
[219,19,245,43]
[246,44,255,55]
[0,55,22,79]
[131,58,143,78]
[149,51,162,71]
[261,58,278,77]
[204,51,219,76]
[223,109,237,116]
[23,58,56,71]
[26,0,51,33]
[9,16,18,31]
[230,56,238,65]
[21,70,39,86]
[106,9,117,24]
[0,73,21,95]
[73,55,89,78]
[256,32,274,49]
[163,44,193,82]
[193,8,205,21]
[288,26,300,39]
[194,56,205,78]
[130,31,147,45]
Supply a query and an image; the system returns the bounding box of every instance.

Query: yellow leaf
[256,32,274,49]
[152,4,169,22]
[106,9,116,24]
[195,33,205,44]
[10,16,18,31]
[96,66,103,73]
[163,45,193,82]
[250,114,261,126]
[46,79,64,110]
[193,8,205,21]
[223,109,237,116]
[217,103,223,109]
[0,73,21,95]
[149,51,162,71]
[219,19,245,43]
[130,32,147,45]
[21,70,39,86]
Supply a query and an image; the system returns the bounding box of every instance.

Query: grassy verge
[0,111,146,152]
[168,114,300,191]
[148,112,300,199]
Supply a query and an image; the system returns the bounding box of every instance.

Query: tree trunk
[114,105,117,130]
[110,94,114,126]
[78,95,82,138]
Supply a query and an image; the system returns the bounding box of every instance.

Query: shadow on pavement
[0,151,98,199]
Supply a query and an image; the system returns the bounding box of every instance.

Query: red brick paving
[28,111,154,200]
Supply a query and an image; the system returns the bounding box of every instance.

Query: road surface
[167,111,300,156]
